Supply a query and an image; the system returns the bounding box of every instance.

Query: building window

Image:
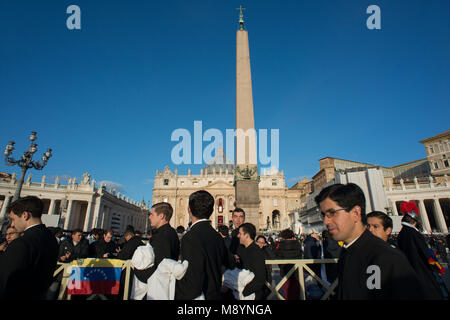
[163,198,168,203]
[444,160,449,168]
[273,198,278,207]
[163,179,169,186]
[193,180,198,186]
[272,179,277,186]
[430,146,434,154]
[434,162,439,169]
[180,181,184,186]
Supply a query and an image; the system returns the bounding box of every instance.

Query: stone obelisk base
[235,180,260,229]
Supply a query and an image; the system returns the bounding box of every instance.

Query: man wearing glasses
[315,183,424,300]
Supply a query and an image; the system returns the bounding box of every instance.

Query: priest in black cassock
[175,190,233,300]
[315,183,424,300]
[397,201,444,300]
[0,196,58,299]
[235,223,267,300]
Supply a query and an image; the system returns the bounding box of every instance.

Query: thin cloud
[98,180,126,193]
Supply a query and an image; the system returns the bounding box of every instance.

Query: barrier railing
[265,259,339,300]
[54,258,338,300]
[53,260,133,300]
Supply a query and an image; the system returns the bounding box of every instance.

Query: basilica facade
[152,149,305,232]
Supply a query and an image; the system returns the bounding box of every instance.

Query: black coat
[261,245,275,284]
[336,230,424,300]
[0,224,59,299]
[397,224,443,300]
[95,239,118,258]
[229,228,243,255]
[274,239,303,278]
[236,242,267,300]
[303,236,322,278]
[58,238,89,262]
[118,236,144,260]
[322,237,342,284]
[175,220,232,300]
[134,223,180,283]
[88,240,99,258]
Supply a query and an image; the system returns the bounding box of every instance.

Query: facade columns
[391,200,399,216]
[83,199,94,232]
[432,198,448,233]
[92,200,102,229]
[48,199,56,215]
[0,196,12,220]
[64,199,74,230]
[418,200,432,233]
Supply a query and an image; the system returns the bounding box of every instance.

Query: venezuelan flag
[67,259,124,295]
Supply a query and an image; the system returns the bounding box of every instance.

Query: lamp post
[4,131,52,202]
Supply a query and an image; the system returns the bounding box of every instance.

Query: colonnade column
[418,200,432,233]
[432,198,448,233]
[0,196,13,220]
[48,199,56,215]
[64,199,74,230]
[83,199,94,232]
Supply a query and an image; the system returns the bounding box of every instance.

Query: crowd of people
[0,183,449,300]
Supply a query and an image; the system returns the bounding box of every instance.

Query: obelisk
[234,6,261,229]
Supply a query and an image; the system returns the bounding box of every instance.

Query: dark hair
[232,208,245,218]
[188,190,214,219]
[8,196,44,218]
[367,211,393,231]
[314,183,367,225]
[280,228,295,240]
[125,224,135,233]
[239,223,256,240]
[90,228,103,237]
[176,225,185,234]
[218,225,229,237]
[152,202,173,221]
[255,235,267,244]
[72,228,83,235]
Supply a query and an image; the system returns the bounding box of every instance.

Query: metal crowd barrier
[54,258,338,300]
[53,260,133,300]
[265,259,339,300]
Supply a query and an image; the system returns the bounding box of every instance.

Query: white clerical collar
[401,221,419,232]
[343,232,363,249]
[190,219,209,229]
[24,223,41,232]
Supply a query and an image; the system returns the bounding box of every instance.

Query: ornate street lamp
[4,131,52,202]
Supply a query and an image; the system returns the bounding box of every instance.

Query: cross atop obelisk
[236,5,246,30]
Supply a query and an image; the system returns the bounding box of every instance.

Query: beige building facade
[152,151,306,232]
[0,172,149,234]
[420,130,450,177]
[293,130,450,234]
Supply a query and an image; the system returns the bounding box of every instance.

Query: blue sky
[0,0,449,204]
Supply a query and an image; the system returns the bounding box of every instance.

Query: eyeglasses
[321,208,348,219]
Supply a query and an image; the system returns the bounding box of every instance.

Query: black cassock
[397,224,443,300]
[336,230,423,300]
[0,224,59,299]
[236,241,267,300]
[175,220,232,300]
